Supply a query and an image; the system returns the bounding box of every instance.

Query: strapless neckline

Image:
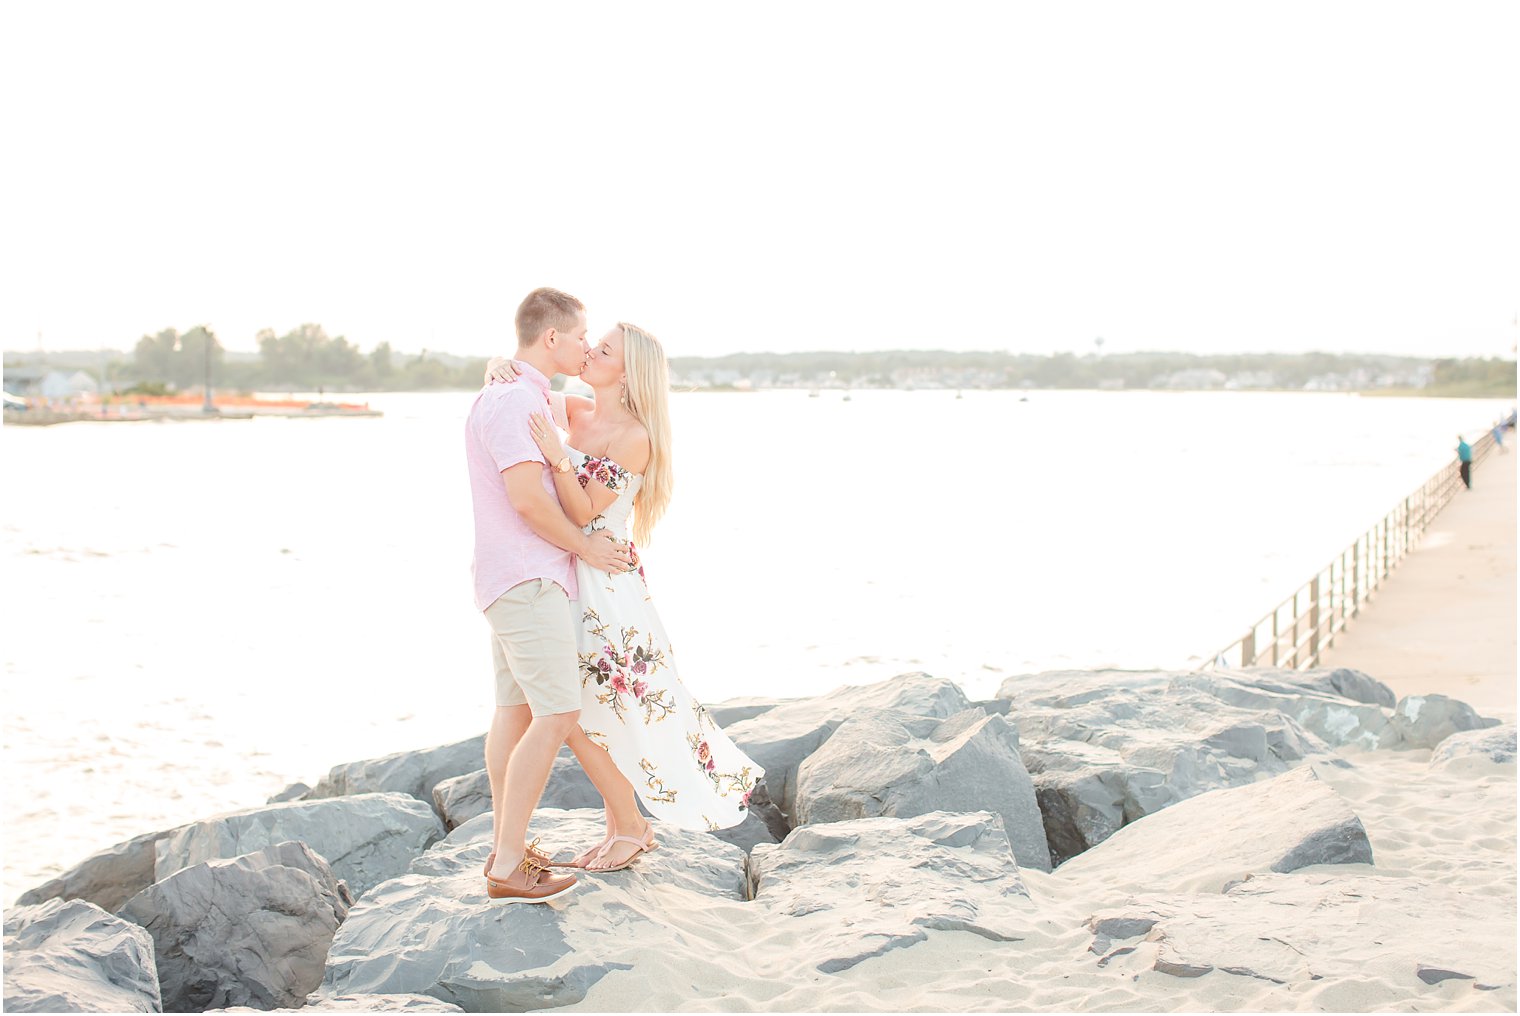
[565,445,643,481]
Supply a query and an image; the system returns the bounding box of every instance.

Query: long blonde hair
[619,322,672,546]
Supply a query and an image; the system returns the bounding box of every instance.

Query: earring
[619,380,627,408]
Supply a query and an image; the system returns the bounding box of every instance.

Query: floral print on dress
[641,757,677,804]
[576,454,632,494]
[686,731,757,809]
[563,441,763,832]
[579,608,676,725]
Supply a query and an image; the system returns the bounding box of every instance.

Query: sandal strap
[603,835,648,848]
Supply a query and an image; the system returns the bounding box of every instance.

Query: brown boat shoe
[485,855,577,905]
[483,837,554,877]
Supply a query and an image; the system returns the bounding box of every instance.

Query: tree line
[66,324,1518,397]
[124,325,487,392]
[669,349,1517,396]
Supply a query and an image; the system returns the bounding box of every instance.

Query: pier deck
[1318,444,1516,724]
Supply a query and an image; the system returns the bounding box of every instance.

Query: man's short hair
[516,288,584,348]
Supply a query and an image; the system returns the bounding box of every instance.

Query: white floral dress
[564,444,762,832]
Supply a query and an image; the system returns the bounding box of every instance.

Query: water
[2,388,1508,902]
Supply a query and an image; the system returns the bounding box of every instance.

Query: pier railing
[1204,429,1500,672]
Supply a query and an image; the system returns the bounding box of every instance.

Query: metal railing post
[1351,538,1361,618]
[1309,574,1322,666]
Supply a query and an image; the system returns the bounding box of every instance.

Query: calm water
[2,388,1508,902]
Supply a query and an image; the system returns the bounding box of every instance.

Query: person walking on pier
[1457,435,1474,489]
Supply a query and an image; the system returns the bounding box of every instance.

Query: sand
[558,746,1515,1012]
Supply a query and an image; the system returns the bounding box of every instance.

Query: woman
[485,323,762,873]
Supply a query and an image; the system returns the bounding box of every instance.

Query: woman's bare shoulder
[610,418,652,473]
[564,394,596,419]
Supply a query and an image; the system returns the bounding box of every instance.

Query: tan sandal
[553,833,618,869]
[585,825,659,874]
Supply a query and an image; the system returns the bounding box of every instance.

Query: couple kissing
[464,286,762,904]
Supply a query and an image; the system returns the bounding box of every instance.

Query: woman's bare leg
[565,727,644,864]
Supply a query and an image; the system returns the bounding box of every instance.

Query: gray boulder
[3,898,162,1013]
[708,779,785,852]
[1086,871,1511,988]
[120,841,352,1013]
[749,811,1034,973]
[1230,666,1396,707]
[1390,693,1501,749]
[1430,723,1517,766]
[539,749,604,809]
[794,708,1051,872]
[996,668,1176,707]
[210,994,463,1012]
[155,793,444,897]
[307,735,486,810]
[324,808,746,1011]
[327,808,1037,1008]
[1056,764,1372,891]
[431,769,491,830]
[704,695,795,727]
[724,672,975,822]
[1171,669,1401,750]
[267,782,311,804]
[16,828,174,913]
[994,669,1355,864]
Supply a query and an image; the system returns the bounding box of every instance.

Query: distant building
[1157,368,1228,390]
[1224,371,1278,390]
[3,367,99,399]
[2,365,47,396]
[1302,373,1349,391]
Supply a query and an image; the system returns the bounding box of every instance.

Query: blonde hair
[619,322,672,546]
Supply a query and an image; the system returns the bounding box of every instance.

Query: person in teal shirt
[1457,435,1473,489]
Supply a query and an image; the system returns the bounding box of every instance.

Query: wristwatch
[553,456,573,474]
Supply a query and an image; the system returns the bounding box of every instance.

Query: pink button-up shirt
[465,364,578,611]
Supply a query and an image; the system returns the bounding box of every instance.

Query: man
[1457,434,1473,489]
[465,287,630,903]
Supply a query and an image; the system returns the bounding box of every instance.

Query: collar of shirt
[516,362,553,396]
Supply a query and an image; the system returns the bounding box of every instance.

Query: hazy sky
[3,2,1516,360]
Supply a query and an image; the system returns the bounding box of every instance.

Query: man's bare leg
[487,710,581,881]
[565,727,645,865]
[484,704,532,871]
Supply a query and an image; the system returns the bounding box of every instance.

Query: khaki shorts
[484,578,581,716]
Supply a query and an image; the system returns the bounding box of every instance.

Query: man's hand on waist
[580,530,633,575]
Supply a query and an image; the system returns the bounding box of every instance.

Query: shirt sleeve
[479,389,547,474]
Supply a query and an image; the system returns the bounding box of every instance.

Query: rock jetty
[8,667,1513,1012]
